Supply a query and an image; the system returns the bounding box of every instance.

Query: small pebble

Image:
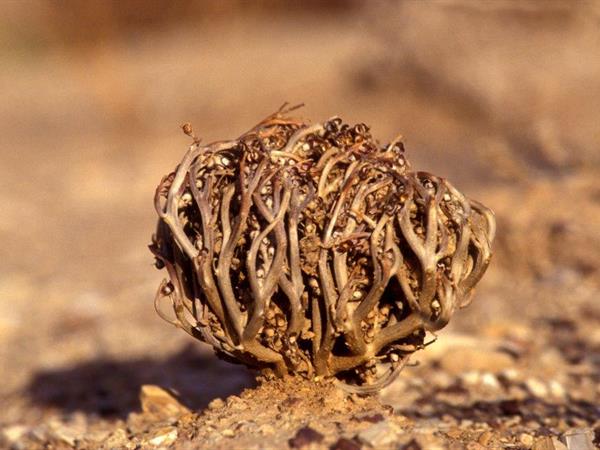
[47,419,84,447]
[259,424,275,435]
[146,427,178,447]
[354,412,385,423]
[481,372,501,390]
[561,428,595,450]
[400,438,422,449]
[532,436,565,450]
[103,429,132,449]
[461,371,481,386]
[478,430,493,446]
[519,433,534,447]
[501,368,521,382]
[1,425,28,444]
[447,428,462,439]
[140,385,190,419]
[329,437,361,450]
[552,437,568,450]
[357,420,399,447]
[525,378,549,398]
[289,426,324,448]
[207,398,225,410]
[548,380,566,399]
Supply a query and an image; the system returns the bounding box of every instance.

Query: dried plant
[150,105,496,392]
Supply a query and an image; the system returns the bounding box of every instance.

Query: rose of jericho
[150,108,495,392]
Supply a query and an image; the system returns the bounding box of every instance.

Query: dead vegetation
[150,107,495,391]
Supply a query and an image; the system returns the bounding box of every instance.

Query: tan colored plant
[150,106,495,392]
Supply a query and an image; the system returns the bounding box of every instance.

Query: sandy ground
[0,3,599,449]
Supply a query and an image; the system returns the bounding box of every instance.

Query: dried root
[150,105,495,391]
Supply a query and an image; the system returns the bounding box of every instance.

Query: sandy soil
[0,2,598,449]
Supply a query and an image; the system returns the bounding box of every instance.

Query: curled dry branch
[149,106,496,391]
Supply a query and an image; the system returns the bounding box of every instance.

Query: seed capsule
[161,283,173,295]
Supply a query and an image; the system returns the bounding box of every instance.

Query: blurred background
[1,0,599,433]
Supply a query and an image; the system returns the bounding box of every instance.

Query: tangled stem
[150,107,495,391]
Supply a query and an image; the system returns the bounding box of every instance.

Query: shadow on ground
[26,344,255,419]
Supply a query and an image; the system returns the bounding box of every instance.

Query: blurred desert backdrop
[0,1,599,449]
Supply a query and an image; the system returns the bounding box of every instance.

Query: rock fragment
[207,397,225,411]
[533,437,555,450]
[525,378,549,398]
[357,420,399,448]
[533,437,569,450]
[288,426,324,448]
[477,430,493,446]
[139,385,190,419]
[481,372,501,390]
[461,371,481,386]
[1,425,28,449]
[548,380,566,399]
[560,428,596,450]
[102,428,134,450]
[399,439,422,449]
[329,437,362,450]
[221,428,235,437]
[553,438,568,450]
[47,418,85,447]
[145,426,178,447]
[353,412,385,423]
[519,433,534,447]
[85,429,112,443]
